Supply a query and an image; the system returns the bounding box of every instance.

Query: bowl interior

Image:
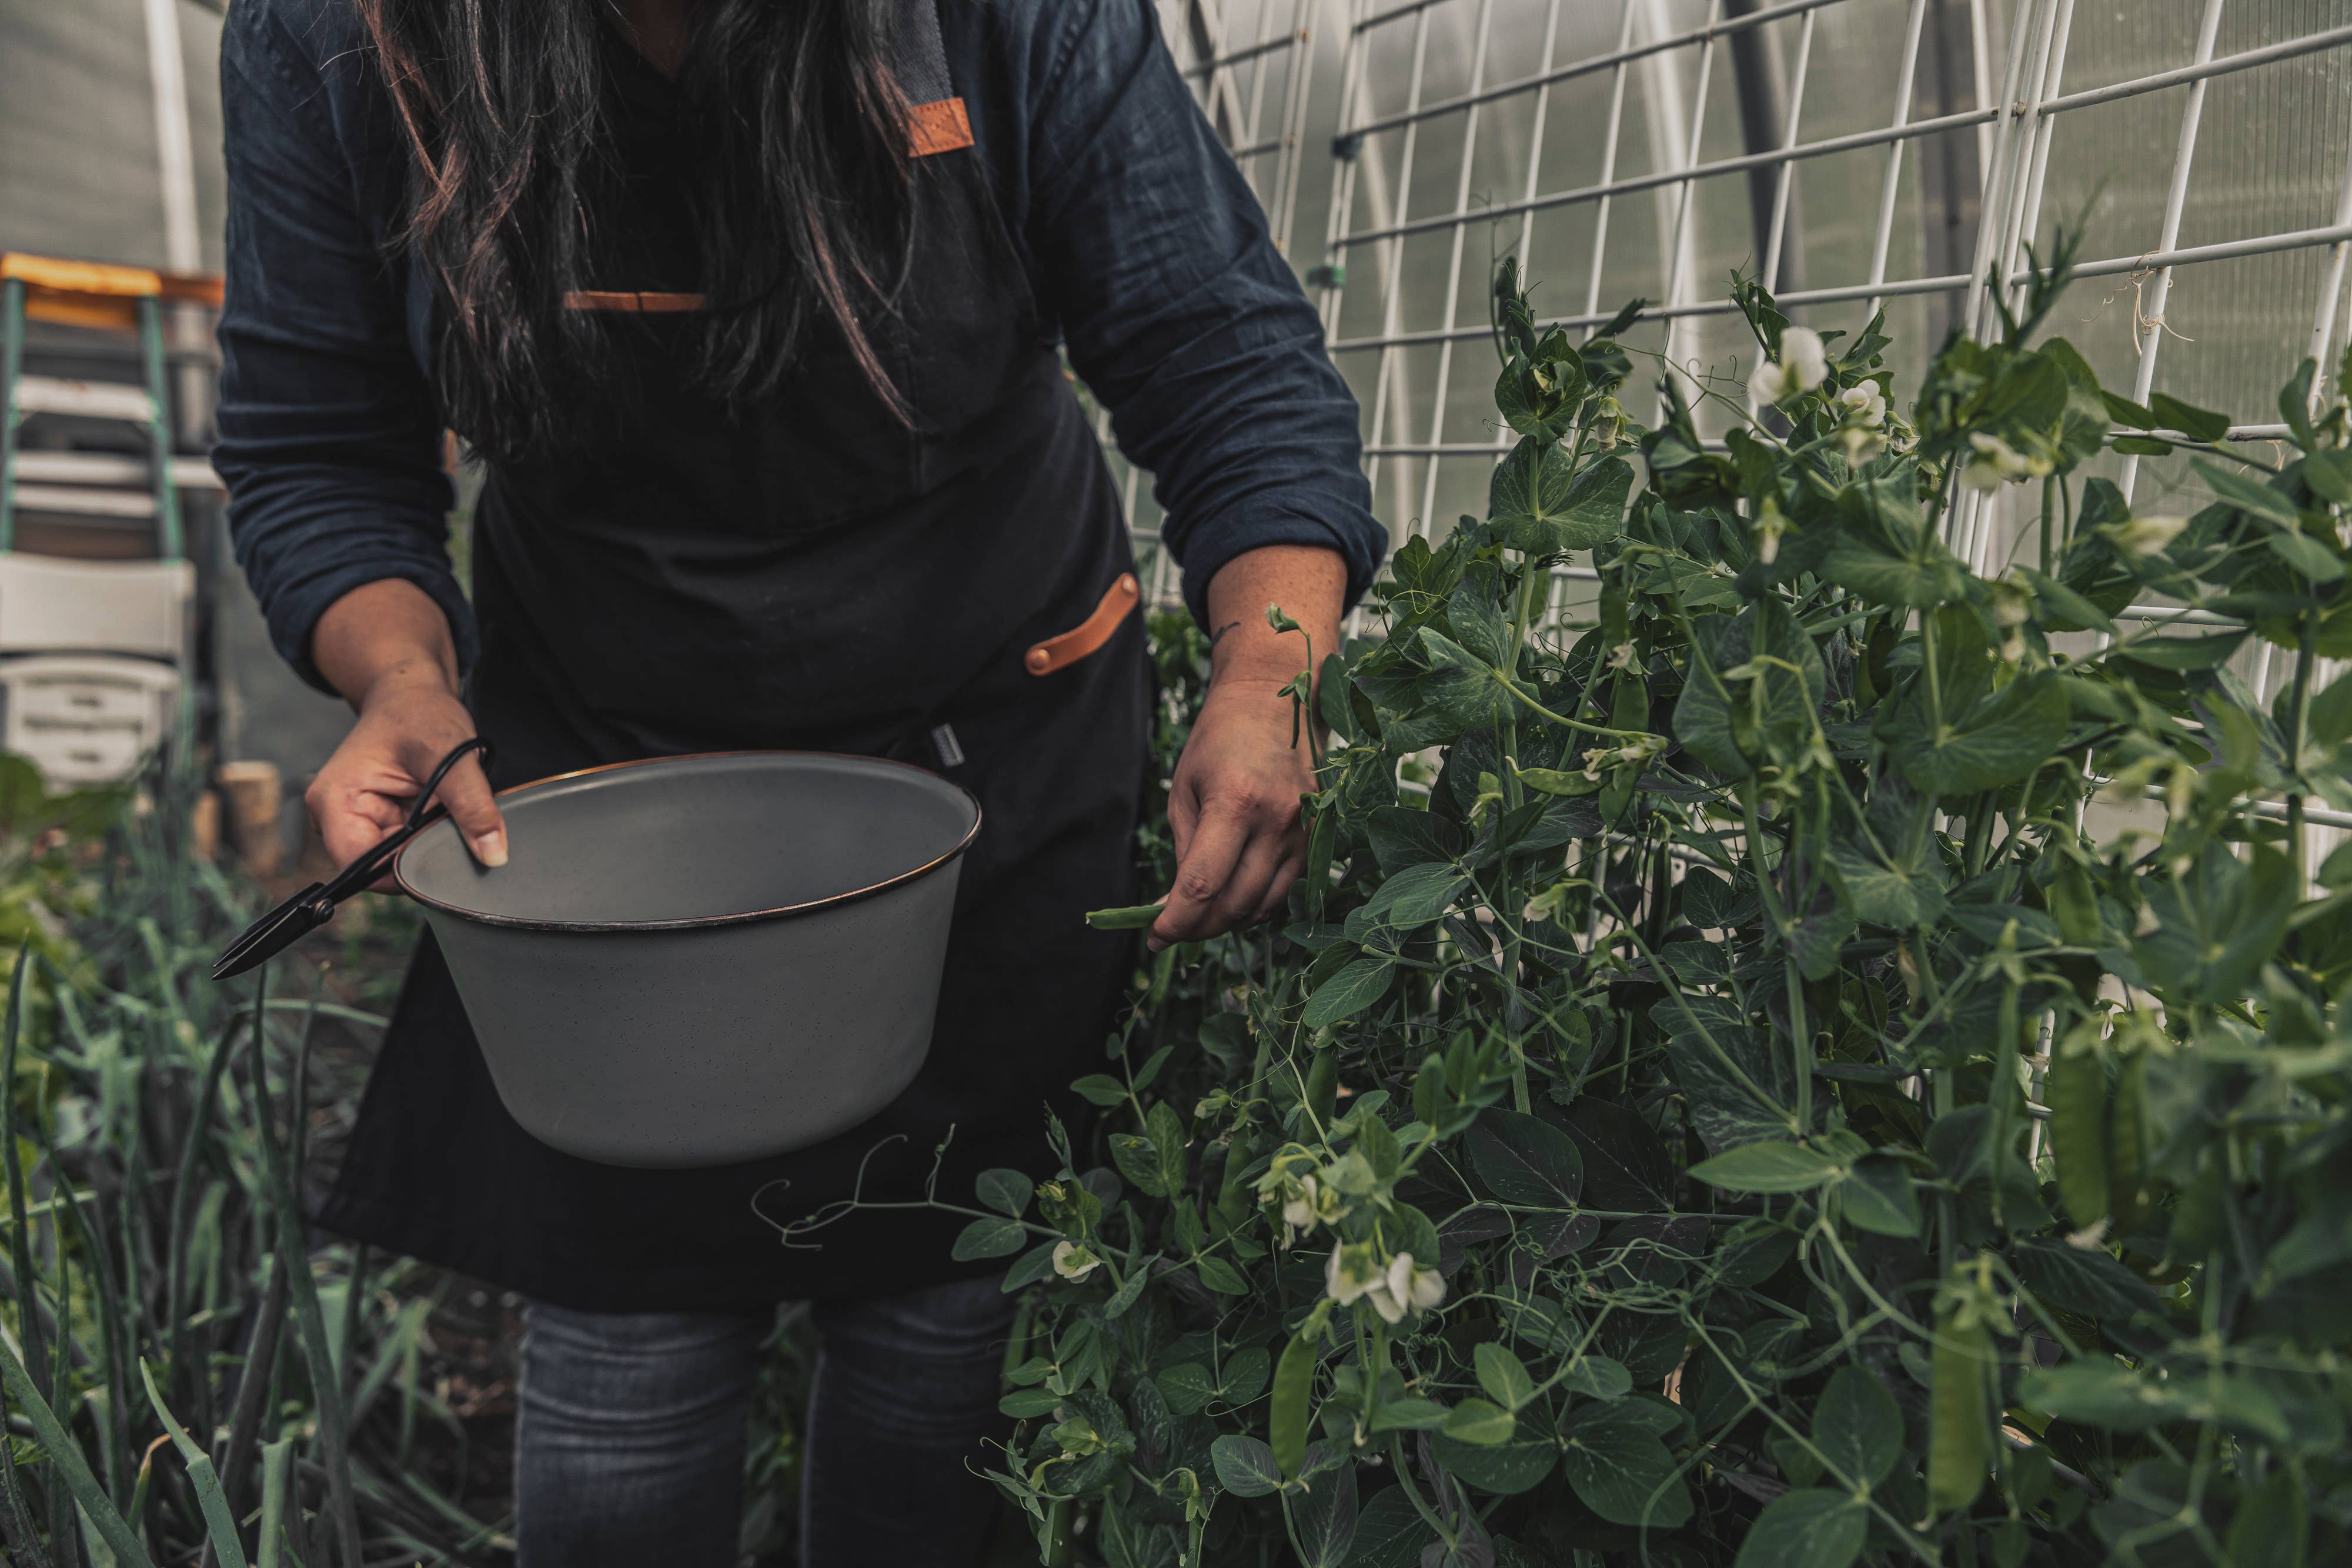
[397,753,976,926]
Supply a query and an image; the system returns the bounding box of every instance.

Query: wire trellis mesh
[1130,0,2352,848]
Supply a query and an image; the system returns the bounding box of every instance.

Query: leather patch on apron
[1025,572,1139,675]
[908,98,975,157]
[561,290,708,312]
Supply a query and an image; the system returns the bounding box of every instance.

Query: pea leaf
[951,1215,1027,1260]
[1364,862,1473,930]
[1688,1139,1853,1194]
[1000,1386,1063,1419]
[1155,1363,1217,1416]
[1663,1025,1801,1154]
[1561,1400,1694,1527]
[1889,669,2070,797]
[1840,1156,1922,1238]
[1001,1241,1060,1292]
[2265,527,2344,583]
[2150,393,2232,443]
[1211,1433,1283,1497]
[1813,1365,1903,1486]
[1146,1102,1190,1194]
[2132,841,2296,1004]
[2194,459,2306,528]
[1826,836,1949,928]
[976,1168,1033,1219]
[1193,1255,1248,1295]
[1561,1353,1633,1400]
[1442,1397,1518,1445]
[1295,1453,1359,1567]
[1431,1426,1560,1495]
[2009,1239,2163,1320]
[1070,1074,1128,1107]
[1339,1487,1437,1568]
[1731,1489,1869,1568]
[1465,1109,1584,1207]
[1302,954,1397,1028]
[1364,806,1464,874]
[1475,1343,1538,1411]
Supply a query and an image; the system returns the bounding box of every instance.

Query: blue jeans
[514,1278,1015,1566]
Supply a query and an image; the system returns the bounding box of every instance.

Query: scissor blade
[211,885,332,982]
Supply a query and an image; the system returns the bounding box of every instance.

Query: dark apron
[318,8,1151,1311]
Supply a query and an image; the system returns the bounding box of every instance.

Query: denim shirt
[214,0,1382,691]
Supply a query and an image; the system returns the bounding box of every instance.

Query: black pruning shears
[212,737,492,982]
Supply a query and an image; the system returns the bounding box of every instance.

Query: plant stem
[2285,613,2319,887]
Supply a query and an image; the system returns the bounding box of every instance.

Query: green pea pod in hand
[1085,904,1166,930]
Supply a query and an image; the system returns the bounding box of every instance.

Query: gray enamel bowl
[393,752,980,1168]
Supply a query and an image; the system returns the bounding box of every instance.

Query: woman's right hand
[306,580,507,872]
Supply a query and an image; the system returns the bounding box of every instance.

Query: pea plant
[904,250,2352,1567]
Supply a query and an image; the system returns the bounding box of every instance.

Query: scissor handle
[213,737,495,982]
[316,735,494,901]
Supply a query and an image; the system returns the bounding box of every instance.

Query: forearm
[1202,544,1347,690]
[312,579,464,711]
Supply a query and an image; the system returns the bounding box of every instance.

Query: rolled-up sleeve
[1021,0,1384,623]
[214,4,470,694]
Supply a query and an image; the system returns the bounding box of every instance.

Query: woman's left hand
[1148,545,1346,951]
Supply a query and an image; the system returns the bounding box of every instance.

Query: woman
[215,0,1378,1561]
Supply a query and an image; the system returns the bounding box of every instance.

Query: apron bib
[318,3,1152,1309]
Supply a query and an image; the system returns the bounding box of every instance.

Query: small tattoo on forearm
[1208,620,1244,648]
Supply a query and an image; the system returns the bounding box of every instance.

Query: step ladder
[0,252,218,787]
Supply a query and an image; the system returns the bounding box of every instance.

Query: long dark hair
[356,0,916,461]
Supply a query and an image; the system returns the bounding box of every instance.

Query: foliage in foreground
[0,775,536,1568]
[920,258,2352,1566]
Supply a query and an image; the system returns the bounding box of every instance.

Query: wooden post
[215,760,282,878]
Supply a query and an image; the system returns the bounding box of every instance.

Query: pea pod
[1928,1293,1993,1513]
[1270,1330,1318,1479]
[2107,1052,2149,1234]
[1085,904,1165,931]
[2044,1042,2110,1231]
[1303,1047,1339,1127]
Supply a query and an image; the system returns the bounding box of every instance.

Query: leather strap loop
[1025,573,1140,676]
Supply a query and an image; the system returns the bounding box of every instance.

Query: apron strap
[896,0,954,106]
[897,0,974,158]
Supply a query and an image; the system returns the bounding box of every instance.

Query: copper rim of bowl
[391,750,982,934]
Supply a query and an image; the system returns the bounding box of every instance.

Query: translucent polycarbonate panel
[1108,0,2352,627]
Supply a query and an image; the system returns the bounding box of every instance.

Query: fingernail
[475,830,507,868]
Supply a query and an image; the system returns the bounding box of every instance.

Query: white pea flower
[1886,412,1919,454]
[1837,382,1887,427]
[1752,499,1788,565]
[2106,513,2188,559]
[1580,747,1613,783]
[1749,326,1829,405]
[1990,577,2033,663]
[1841,427,1888,466]
[1384,1252,1447,1318]
[1591,394,1629,450]
[1325,1240,1387,1308]
[1959,432,2052,493]
[2064,1218,2113,1251]
[1277,1174,1350,1246]
[1605,641,1638,671]
[1052,1241,1101,1282]
[1282,1176,1319,1242]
